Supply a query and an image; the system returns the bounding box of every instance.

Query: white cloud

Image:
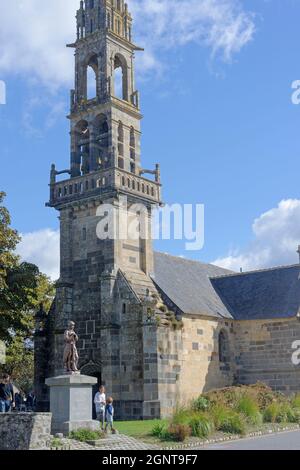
[213,199,300,272]
[16,229,60,280]
[0,0,256,88]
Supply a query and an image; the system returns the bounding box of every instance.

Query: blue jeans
[0,399,11,413]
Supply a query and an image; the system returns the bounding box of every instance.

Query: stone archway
[80,361,103,419]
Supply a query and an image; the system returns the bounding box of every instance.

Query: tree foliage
[0,192,55,390]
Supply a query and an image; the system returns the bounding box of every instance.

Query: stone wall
[153,316,235,417]
[234,317,300,393]
[0,413,52,450]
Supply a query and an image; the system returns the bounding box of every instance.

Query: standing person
[94,386,106,430]
[105,397,115,433]
[0,374,15,413]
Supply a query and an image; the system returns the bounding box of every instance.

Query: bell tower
[69,0,143,177]
[44,0,163,418]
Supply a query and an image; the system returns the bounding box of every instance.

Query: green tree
[0,192,55,390]
[0,192,41,343]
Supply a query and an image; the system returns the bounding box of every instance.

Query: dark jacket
[0,383,14,402]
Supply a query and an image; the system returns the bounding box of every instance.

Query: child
[94,386,106,430]
[105,397,115,433]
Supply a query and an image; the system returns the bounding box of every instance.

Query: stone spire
[76,0,133,41]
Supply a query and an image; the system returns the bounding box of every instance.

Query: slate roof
[152,252,233,319]
[211,264,300,320]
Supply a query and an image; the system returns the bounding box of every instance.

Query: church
[34,0,300,420]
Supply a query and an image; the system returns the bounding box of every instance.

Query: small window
[219,330,229,364]
[82,228,87,241]
[122,303,126,314]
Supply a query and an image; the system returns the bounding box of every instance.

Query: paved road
[203,430,300,450]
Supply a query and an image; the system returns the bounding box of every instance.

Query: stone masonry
[0,413,52,450]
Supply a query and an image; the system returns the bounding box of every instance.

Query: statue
[63,321,79,374]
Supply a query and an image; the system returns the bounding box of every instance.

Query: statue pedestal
[45,374,98,436]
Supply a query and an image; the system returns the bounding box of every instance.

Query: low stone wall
[0,413,52,450]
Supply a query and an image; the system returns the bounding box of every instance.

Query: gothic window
[130,127,135,163]
[130,163,135,174]
[82,228,87,241]
[118,122,124,157]
[130,127,135,148]
[75,120,90,175]
[118,122,124,142]
[219,330,229,364]
[114,54,128,101]
[86,54,98,100]
[94,114,109,168]
[118,157,124,169]
[122,304,126,314]
[107,13,111,29]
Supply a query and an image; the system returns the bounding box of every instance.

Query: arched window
[118,122,124,157]
[130,127,135,148]
[114,54,128,101]
[130,127,135,163]
[219,330,229,364]
[118,122,124,142]
[93,114,109,169]
[75,120,90,175]
[86,55,98,100]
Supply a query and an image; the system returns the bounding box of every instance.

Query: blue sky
[1,0,300,278]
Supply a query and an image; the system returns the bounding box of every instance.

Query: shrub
[172,407,190,426]
[212,405,246,435]
[168,424,191,442]
[291,394,300,410]
[69,428,105,442]
[263,403,281,423]
[50,437,64,449]
[212,404,230,429]
[276,404,297,423]
[219,412,246,435]
[151,422,168,439]
[192,396,211,412]
[237,395,263,426]
[189,414,213,438]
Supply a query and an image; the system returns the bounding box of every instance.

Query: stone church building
[35,0,300,419]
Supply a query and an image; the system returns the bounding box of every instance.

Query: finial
[297,245,300,264]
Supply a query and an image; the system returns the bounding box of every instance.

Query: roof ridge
[154,251,232,271]
[211,263,300,280]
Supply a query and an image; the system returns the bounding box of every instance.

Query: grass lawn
[114,420,167,439]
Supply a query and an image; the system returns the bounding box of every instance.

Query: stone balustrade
[49,167,161,207]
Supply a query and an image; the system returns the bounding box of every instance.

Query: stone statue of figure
[63,321,79,373]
